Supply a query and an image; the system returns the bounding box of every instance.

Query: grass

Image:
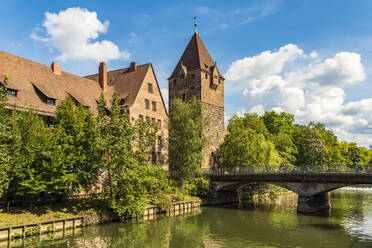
[0,195,200,228]
[0,198,108,228]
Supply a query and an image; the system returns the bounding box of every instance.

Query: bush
[182,177,209,197]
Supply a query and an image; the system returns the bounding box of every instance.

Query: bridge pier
[297,192,330,214]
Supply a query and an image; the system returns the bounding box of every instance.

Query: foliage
[51,97,102,195]
[0,73,13,196]
[182,177,209,197]
[168,97,208,196]
[219,114,282,168]
[220,110,372,170]
[168,97,207,181]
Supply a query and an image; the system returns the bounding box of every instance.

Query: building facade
[168,32,225,169]
[0,50,168,168]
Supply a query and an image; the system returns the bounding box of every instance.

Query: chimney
[129,62,137,72]
[51,62,61,75]
[99,62,107,92]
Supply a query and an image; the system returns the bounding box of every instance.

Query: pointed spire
[169,32,217,79]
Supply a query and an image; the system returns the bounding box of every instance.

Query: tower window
[152,101,157,111]
[7,89,17,98]
[148,83,153,93]
[145,99,150,109]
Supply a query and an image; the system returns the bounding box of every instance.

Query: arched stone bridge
[203,167,372,214]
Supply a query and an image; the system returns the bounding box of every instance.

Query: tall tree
[50,97,103,195]
[98,92,159,218]
[261,111,298,166]
[168,97,207,182]
[219,114,282,168]
[0,73,13,197]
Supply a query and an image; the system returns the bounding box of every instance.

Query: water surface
[13,187,372,247]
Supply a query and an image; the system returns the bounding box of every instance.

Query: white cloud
[31,7,130,62]
[226,44,304,81]
[226,44,372,147]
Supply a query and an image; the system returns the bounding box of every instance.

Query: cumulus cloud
[225,44,304,81]
[31,7,130,62]
[226,44,371,147]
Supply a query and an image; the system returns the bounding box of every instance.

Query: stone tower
[168,32,225,169]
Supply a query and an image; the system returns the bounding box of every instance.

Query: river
[14,187,372,247]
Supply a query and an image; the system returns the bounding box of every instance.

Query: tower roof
[169,32,224,79]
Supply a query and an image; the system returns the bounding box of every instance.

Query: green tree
[168,97,207,182]
[50,97,103,195]
[219,114,282,168]
[6,110,53,198]
[293,124,323,166]
[261,111,298,166]
[98,92,159,218]
[0,73,13,196]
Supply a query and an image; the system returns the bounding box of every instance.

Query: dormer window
[7,89,17,98]
[46,98,56,106]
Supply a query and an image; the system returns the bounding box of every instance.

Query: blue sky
[1,0,372,146]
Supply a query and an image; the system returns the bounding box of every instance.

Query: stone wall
[202,102,224,169]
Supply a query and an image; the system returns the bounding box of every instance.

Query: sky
[1,0,372,147]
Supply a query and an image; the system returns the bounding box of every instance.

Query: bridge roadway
[204,168,372,214]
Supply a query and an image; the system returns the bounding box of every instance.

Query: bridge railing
[203,164,372,175]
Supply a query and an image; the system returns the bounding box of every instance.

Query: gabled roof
[169,32,224,79]
[0,50,104,115]
[85,63,150,107]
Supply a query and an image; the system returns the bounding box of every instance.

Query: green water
[17,188,372,247]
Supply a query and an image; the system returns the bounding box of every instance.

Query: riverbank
[0,197,202,244]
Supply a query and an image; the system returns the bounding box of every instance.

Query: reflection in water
[5,187,372,248]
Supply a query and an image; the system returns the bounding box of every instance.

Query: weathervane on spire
[194,16,198,33]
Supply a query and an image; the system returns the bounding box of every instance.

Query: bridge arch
[208,181,349,214]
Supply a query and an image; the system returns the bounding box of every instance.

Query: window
[158,136,162,148]
[46,98,56,106]
[173,79,176,87]
[146,116,150,121]
[45,116,54,129]
[139,115,144,121]
[192,74,195,80]
[148,83,153,93]
[180,74,184,79]
[151,117,156,123]
[157,119,162,128]
[7,89,17,98]
[120,98,125,105]
[152,101,156,111]
[182,93,186,102]
[205,73,208,79]
[145,99,150,109]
